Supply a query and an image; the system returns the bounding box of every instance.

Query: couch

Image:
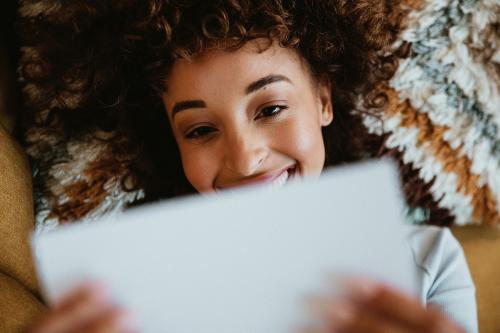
[0,107,44,331]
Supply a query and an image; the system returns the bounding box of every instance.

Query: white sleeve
[409,226,478,333]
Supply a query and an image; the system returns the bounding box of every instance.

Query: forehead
[164,40,310,99]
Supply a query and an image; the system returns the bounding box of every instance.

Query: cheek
[179,146,218,193]
[275,114,326,174]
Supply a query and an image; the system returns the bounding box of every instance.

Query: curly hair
[18,0,422,223]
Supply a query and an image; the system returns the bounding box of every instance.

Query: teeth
[267,170,289,189]
[216,167,295,193]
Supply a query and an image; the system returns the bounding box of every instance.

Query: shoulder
[407,225,464,277]
[407,225,478,333]
[407,225,473,294]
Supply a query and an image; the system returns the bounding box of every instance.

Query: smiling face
[162,40,333,193]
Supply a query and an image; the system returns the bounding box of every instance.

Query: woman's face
[163,40,333,193]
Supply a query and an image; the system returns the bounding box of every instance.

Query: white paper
[32,159,418,333]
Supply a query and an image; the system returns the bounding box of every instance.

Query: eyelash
[255,104,289,120]
[184,104,289,140]
[185,126,216,139]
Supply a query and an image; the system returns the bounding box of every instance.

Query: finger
[300,296,349,333]
[308,296,408,333]
[29,282,111,333]
[347,279,430,329]
[307,296,361,333]
[295,324,330,333]
[421,305,467,333]
[348,281,465,333]
[58,282,107,307]
[77,307,137,333]
[345,307,465,333]
[334,307,411,333]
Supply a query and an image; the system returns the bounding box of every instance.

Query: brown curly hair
[18,0,428,223]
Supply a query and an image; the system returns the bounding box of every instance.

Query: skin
[304,279,465,333]
[27,40,466,333]
[27,282,137,333]
[162,40,333,192]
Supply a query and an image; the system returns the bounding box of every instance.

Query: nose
[223,129,268,177]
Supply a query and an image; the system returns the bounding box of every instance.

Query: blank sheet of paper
[32,159,418,333]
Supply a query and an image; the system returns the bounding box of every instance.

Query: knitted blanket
[362,0,500,225]
[18,0,500,231]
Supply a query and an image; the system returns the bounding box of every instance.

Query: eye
[185,126,217,139]
[256,105,289,120]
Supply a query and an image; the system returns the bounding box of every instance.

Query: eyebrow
[170,74,292,118]
[171,100,207,118]
[245,74,292,95]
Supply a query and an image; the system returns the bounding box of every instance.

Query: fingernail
[88,282,110,301]
[329,300,355,325]
[304,297,334,319]
[116,310,138,330]
[348,279,379,301]
[80,285,114,310]
[304,296,327,314]
[305,297,355,328]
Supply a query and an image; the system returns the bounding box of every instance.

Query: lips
[216,164,297,191]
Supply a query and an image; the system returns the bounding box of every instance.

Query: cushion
[0,123,44,332]
[452,227,500,333]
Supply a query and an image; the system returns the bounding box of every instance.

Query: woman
[20,1,476,332]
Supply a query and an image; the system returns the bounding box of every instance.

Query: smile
[216,164,298,192]
[267,165,297,189]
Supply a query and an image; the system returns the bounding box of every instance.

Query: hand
[27,282,137,333]
[306,279,465,333]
